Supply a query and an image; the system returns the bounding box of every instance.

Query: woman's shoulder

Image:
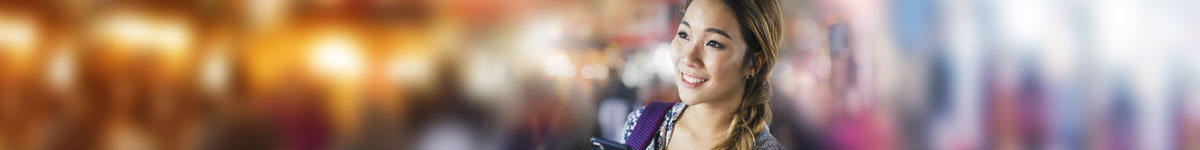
[755,130,785,150]
[621,105,644,143]
[621,102,686,142]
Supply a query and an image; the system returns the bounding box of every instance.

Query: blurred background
[0,0,1198,149]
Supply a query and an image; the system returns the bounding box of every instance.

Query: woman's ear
[745,51,765,79]
[753,52,765,73]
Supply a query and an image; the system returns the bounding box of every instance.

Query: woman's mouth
[680,73,709,88]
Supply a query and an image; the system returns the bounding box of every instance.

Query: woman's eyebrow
[705,28,731,39]
[680,20,729,39]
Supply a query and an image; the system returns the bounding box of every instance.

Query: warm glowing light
[0,14,37,52]
[108,125,150,150]
[46,49,75,91]
[246,0,287,29]
[200,50,230,94]
[518,17,565,60]
[310,34,364,77]
[581,64,609,80]
[101,13,153,46]
[156,21,192,53]
[544,54,574,78]
[98,13,192,54]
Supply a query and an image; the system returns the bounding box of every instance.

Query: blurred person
[620,0,784,149]
[984,63,1049,149]
[598,68,636,143]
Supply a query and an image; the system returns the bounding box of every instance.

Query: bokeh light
[0,0,1196,150]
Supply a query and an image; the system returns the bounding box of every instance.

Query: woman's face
[672,0,750,105]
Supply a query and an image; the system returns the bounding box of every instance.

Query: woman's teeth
[683,74,707,84]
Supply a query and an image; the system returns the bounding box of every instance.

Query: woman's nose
[678,42,703,69]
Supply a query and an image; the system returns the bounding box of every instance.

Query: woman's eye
[706,40,724,49]
[677,32,689,40]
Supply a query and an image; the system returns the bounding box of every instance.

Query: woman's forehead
[682,0,740,36]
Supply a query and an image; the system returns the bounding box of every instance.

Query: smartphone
[590,137,631,150]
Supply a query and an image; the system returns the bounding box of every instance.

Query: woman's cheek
[715,58,741,86]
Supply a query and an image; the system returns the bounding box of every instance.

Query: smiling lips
[680,73,709,88]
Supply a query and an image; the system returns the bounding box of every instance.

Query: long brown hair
[681,0,782,149]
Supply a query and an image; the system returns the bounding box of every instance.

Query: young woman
[622,0,784,149]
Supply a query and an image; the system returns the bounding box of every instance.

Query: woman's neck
[678,97,740,137]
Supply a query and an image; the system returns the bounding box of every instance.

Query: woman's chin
[676,88,702,105]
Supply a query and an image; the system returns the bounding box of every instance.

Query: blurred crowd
[0,0,1198,150]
